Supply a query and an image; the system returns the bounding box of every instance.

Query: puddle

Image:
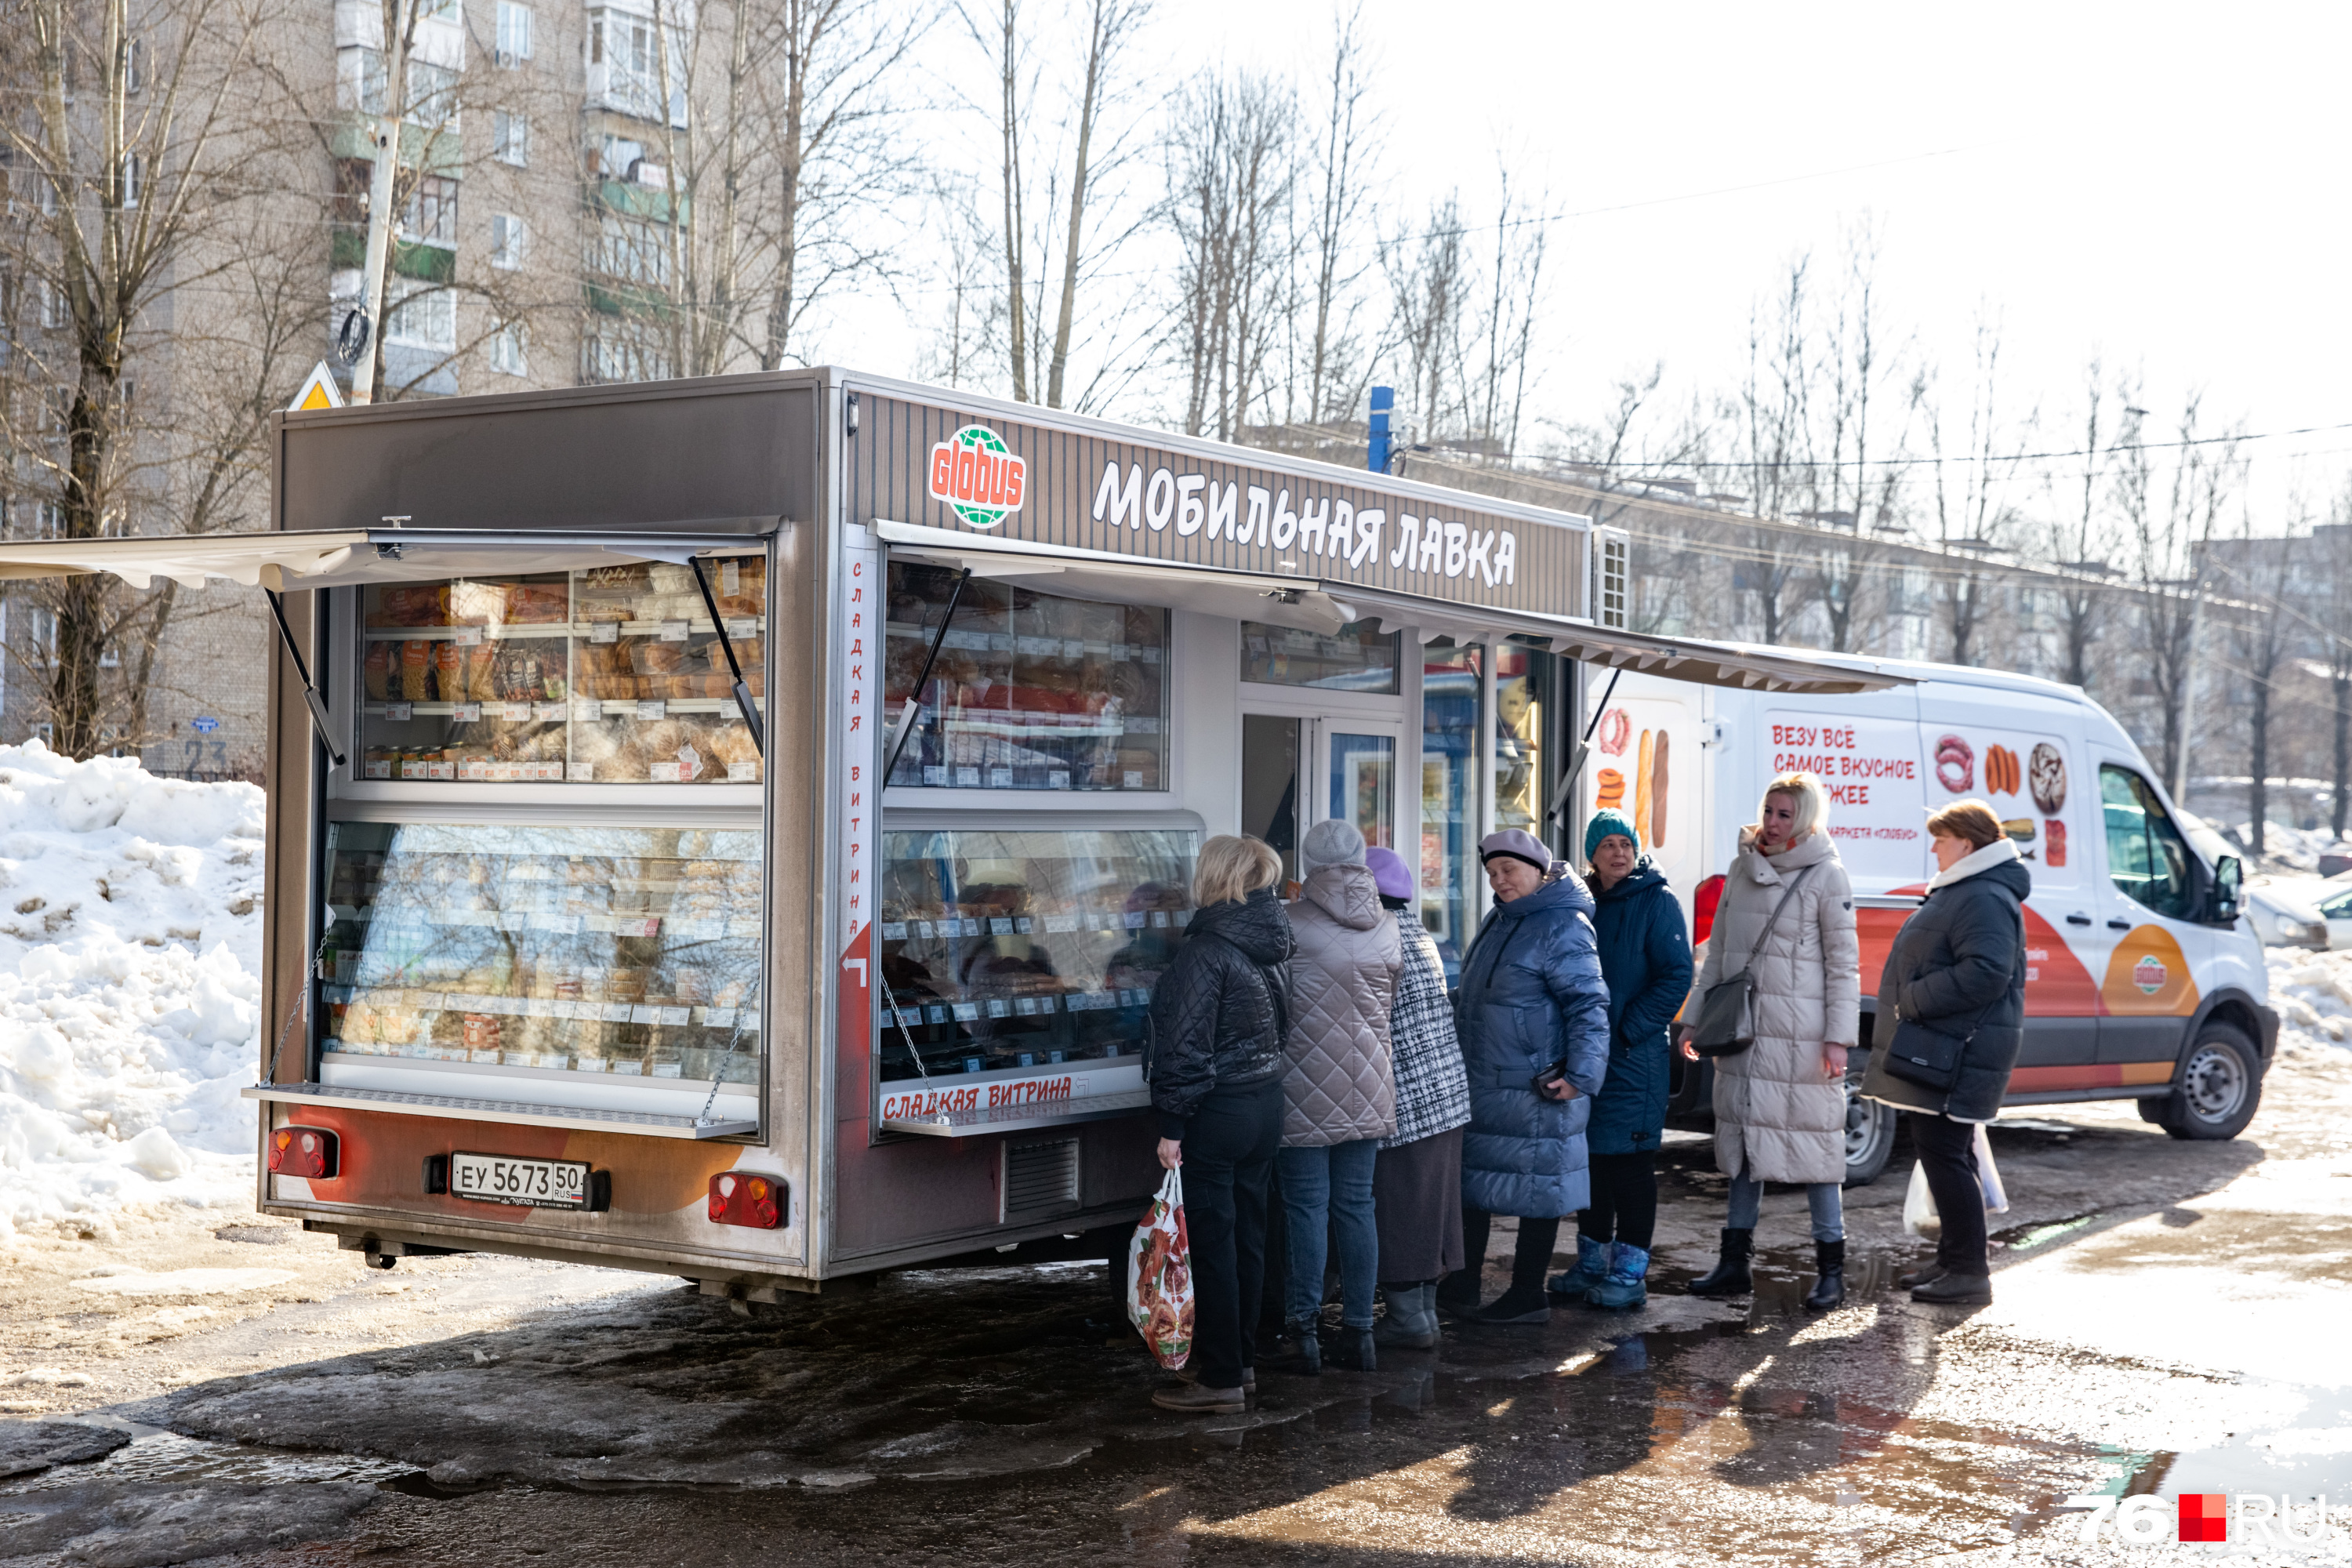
[2117,1387,2352,1498]
[0,1428,418,1496]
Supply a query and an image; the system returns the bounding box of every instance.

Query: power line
[1563,422,2352,474]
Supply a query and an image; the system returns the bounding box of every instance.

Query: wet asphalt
[4,1042,2350,1566]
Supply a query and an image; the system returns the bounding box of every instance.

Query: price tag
[727,761,759,782]
[720,560,742,594]
[649,760,683,782]
[724,618,757,639]
[572,699,603,720]
[658,620,689,642]
[571,761,594,781]
[451,702,481,722]
[385,703,412,721]
[660,1006,692,1026]
[453,626,483,647]
[590,622,619,644]
[365,759,392,779]
[636,700,667,720]
[534,702,566,722]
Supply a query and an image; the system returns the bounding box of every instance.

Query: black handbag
[1881,908,2021,1092]
[1686,867,1813,1058]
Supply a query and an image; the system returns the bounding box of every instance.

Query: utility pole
[348,0,415,405]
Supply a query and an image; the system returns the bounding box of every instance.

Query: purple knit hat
[1479,828,1553,873]
[1364,845,1414,901]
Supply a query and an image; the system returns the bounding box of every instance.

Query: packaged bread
[448,580,506,626]
[630,640,688,675]
[374,585,448,627]
[714,557,765,617]
[400,639,434,701]
[570,721,622,780]
[574,564,647,622]
[466,641,499,701]
[709,723,759,768]
[434,641,463,702]
[505,582,570,623]
[364,641,391,700]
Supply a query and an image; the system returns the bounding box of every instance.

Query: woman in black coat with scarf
[1861,800,2028,1306]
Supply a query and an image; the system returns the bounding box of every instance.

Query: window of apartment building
[583,320,670,384]
[490,321,527,377]
[385,278,455,350]
[490,213,526,269]
[495,2,534,64]
[125,38,146,93]
[120,154,142,209]
[492,110,529,166]
[401,174,459,247]
[588,7,685,125]
[594,212,669,286]
[408,59,459,127]
[41,279,66,330]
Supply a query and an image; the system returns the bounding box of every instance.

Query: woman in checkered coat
[1363,847,1473,1349]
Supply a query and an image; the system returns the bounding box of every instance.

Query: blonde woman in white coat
[1680,772,1860,1311]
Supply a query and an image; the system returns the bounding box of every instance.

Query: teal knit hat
[1584,808,1641,860]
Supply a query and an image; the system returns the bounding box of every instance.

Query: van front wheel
[2154,1023,2263,1141]
[1843,1069,1896,1185]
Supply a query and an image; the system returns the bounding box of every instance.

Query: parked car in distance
[2244,884,2329,949]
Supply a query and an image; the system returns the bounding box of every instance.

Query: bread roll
[1650,730,1669,847]
[1632,730,1653,843]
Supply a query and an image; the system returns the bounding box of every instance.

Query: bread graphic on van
[2029,742,2067,813]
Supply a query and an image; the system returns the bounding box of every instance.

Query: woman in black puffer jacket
[1862,800,2028,1307]
[1143,834,1294,1414]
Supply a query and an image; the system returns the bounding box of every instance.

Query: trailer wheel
[1843,1067,1896,1186]
[2154,1023,2263,1141]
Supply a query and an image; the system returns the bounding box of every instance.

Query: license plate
[450,1151,592,1210]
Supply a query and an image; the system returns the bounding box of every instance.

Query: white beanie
[1300,818,1367,873]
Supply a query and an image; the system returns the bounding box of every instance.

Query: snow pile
[2267,946,2352,1053]
[0,742,268,1240]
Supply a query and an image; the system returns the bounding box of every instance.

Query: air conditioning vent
[1001,1137,1080,1223]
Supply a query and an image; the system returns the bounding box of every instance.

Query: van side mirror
[2208,855,2242,925]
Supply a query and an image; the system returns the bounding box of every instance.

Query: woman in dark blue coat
[1546,809,1692,1311]
[1436,829,1613,1326]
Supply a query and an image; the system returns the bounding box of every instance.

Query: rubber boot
[1587,1243,1650,1311]
[1686,1227,1754,1298]
[1548,1235,1610,1300]
[1325,1326,1377,1371]
[1275,1317,1322,1375]
[1802,1239,1846,1312]
[1374,1283,1438,1349]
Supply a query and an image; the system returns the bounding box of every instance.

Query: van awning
[0,528,770,591]
[876,519,1909,695]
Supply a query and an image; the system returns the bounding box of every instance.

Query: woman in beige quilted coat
[1681,771,1859,1311]
[1275,818,1403,1374]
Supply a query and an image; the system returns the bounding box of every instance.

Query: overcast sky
[850,2,2350,528]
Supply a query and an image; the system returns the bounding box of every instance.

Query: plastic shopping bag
[1126,1167,1194,1370]
[1974,1123,2009,1215]
[1903,1159,1939,1236]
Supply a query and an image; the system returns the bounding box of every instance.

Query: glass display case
[318,822,763,1093]
[355,557,764,786]
[873,825,1197,1085]
[1241,620,1400,692]
[884,563,1169,791]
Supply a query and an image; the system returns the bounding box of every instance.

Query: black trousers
[1176,1077,1283,1390]
[1910,1113,1989,1274]
[1577,1151,1658,1251]
[1449,1206,1559,1299]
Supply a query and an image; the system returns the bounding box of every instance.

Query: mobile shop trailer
[1595,664,2273,1185]
[0,372,1897,1296]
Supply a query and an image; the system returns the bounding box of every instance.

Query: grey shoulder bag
[1686,866,1813,1059]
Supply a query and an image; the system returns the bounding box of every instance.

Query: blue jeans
[1277,1139,1381,1330]
[1726,1164,1844,1243]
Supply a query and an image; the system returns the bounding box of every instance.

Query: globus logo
[929,425,1027,530]
[2132,954,2169,995]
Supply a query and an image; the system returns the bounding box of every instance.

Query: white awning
[0,528,769,592]
[876,520,1909,695]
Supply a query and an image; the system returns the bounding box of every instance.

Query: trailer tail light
[708,1172,783,1229]
[268,1125,339,1179]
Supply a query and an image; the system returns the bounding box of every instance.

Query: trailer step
[241,1082,757,1139]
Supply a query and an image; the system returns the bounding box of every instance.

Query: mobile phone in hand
[1530,1060,1569,1095]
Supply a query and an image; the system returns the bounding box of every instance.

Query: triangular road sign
[290,361,344,412]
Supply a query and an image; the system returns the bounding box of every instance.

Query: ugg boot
[1802,1239,1846,1312]
[1686,1228,1754,1298]
[1325,1326,1377,1371]
[1374,1283,1439,1349]
[1587,1243,1650,1311]
[1548,1235,1610,1300]
[1275,1317,1322,1374]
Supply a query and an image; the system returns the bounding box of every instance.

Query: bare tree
[2221,512,2299,858]
[0,0,284,756]
[2118,393,2241,791]
[1298,2,1377,424]
[1922,315,2034,666]
[2325,497,2352,837]
[1379,193,1466,450]
[1167,71,1294,441]
[2042,357,2121,690]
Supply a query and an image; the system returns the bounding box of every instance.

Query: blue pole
[1368,384,1392,474]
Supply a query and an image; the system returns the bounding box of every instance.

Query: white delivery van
[1598,657,2272,1184]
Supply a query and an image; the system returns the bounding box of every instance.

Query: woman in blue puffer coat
[1545,809,1692,1311]
[1436,828,1613,1326]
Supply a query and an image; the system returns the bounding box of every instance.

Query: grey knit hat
[1299,818,1368,873]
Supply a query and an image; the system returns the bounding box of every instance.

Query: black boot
[1472,1217,1557,1325]
[1802,1240,1846,1312]
[1896,1261,1944,1290]
[1275,1317,1322,1375]
[1324,1326,1377,1371]
[1686,1227,1754,1298]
